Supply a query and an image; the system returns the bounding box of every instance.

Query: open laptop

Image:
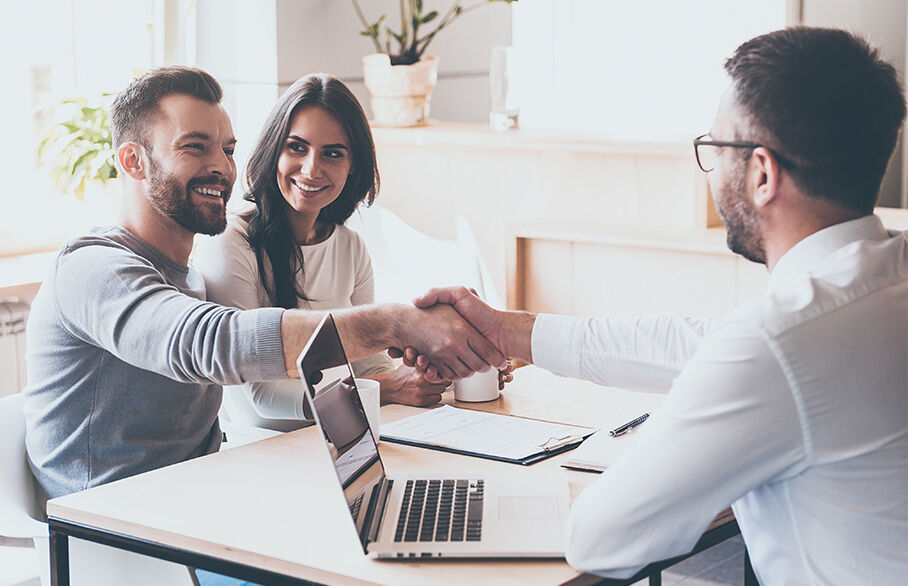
[297,314,570,559]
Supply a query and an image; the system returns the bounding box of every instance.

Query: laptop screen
[297,314,386,544]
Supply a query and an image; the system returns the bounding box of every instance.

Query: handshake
[389,286,535,384]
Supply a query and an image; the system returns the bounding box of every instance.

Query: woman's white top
[193,214,392,429]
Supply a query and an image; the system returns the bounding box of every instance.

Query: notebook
[562,399,664,472]
[298,314,571,559]
[561,427,639,472]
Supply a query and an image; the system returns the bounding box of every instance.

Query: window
[0,0,159,255]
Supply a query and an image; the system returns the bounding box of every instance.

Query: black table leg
[744,549,758,586]
[49,526,70,586]
[648,571,662,586]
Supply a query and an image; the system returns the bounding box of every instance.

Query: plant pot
[362,54,439,127]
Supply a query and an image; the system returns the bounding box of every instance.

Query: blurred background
[0,0,905,257]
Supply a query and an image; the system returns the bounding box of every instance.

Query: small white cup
[354,377,381,442]
[453,369,500,403]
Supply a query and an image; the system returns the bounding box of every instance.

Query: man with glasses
[402,27,907,583]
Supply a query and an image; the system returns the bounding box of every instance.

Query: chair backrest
[347,204,500,306]
[219,384,307,435]
[0,393,47,538]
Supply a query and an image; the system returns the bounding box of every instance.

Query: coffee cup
[453,369,500,402]
[354,377,381,442]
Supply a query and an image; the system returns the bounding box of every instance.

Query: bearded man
[407,27,908,583]
[23,66,504,504]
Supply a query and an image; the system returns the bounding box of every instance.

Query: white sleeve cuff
[531,313,587,379]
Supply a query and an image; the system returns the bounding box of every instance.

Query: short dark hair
[110,66,223,148]
[243,73,379,308]
[725,27,906,213]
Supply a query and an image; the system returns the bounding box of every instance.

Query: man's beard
[715,158,766,265]
[145,154,229,236]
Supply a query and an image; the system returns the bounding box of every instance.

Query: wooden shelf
[371,121,692,156]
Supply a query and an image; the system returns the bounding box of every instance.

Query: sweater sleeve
[54,241,286,385]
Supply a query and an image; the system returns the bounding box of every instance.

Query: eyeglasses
[693,133,797,173]
[692,134,762,173]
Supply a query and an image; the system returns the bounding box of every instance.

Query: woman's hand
[497,359,527,390]
[375,365,447,407]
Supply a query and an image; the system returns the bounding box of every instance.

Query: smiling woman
[192,73,452,431]
[276,105,355,242]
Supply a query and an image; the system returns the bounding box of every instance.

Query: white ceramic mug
[354,377,381,442]
[453,369,500,402]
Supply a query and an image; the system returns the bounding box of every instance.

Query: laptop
[297,313,571,559]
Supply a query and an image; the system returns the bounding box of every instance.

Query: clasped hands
[390,286,516,387]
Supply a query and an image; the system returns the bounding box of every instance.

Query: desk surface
[46,368,675,585]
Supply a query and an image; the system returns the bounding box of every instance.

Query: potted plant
[351,0,516,127]
[36,94,117,200]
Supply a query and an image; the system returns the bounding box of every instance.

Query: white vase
[362,54,439,127]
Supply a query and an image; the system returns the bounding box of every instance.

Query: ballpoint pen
[609,412,650,437]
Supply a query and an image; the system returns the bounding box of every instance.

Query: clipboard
[379,405,595,465]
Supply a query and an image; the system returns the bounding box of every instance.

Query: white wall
[0,0,155,254]
[193,0,512,198]
[512,0,789,141]
[800,0,907,208]
[273,0,512,123]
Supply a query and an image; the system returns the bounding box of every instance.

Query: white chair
[347,204,502,307]
[218,395,287,446]
[0,394,195,586]
[0,393,46,581]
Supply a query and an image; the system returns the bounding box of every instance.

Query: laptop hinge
[365,477,393,544]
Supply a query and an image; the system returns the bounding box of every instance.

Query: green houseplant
[351,0,516,66]
[350,0,516,127]
[36,94,117,200]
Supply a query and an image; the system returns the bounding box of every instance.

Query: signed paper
[381,405,594,461]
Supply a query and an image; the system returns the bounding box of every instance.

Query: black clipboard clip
[539,434,584,452]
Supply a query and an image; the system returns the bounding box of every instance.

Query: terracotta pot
[362,54,439,127]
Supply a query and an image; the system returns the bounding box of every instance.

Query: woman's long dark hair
[242,73,379,309]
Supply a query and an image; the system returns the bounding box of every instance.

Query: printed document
[381,405,594,461]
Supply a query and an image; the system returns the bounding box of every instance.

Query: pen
[609,412,650,437]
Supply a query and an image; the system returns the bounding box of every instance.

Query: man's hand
[374,365,447,407]
[388,287,503,382]
[414,287,503,348]
[389,287,536,383]
[394,302,506,381]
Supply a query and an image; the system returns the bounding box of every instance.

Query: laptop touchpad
[498,497,560,520]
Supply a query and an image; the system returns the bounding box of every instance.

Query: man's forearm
[497,309,537,364]
[280,304,408,378]
[282,302,505,382]
[335,304,409,362]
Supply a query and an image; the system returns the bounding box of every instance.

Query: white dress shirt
[532,215,907,584]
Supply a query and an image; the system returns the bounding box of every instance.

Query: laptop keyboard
[349,493,364,522]
[394,479,484,543]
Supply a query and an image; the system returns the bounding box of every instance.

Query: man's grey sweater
[23,227,287,500]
